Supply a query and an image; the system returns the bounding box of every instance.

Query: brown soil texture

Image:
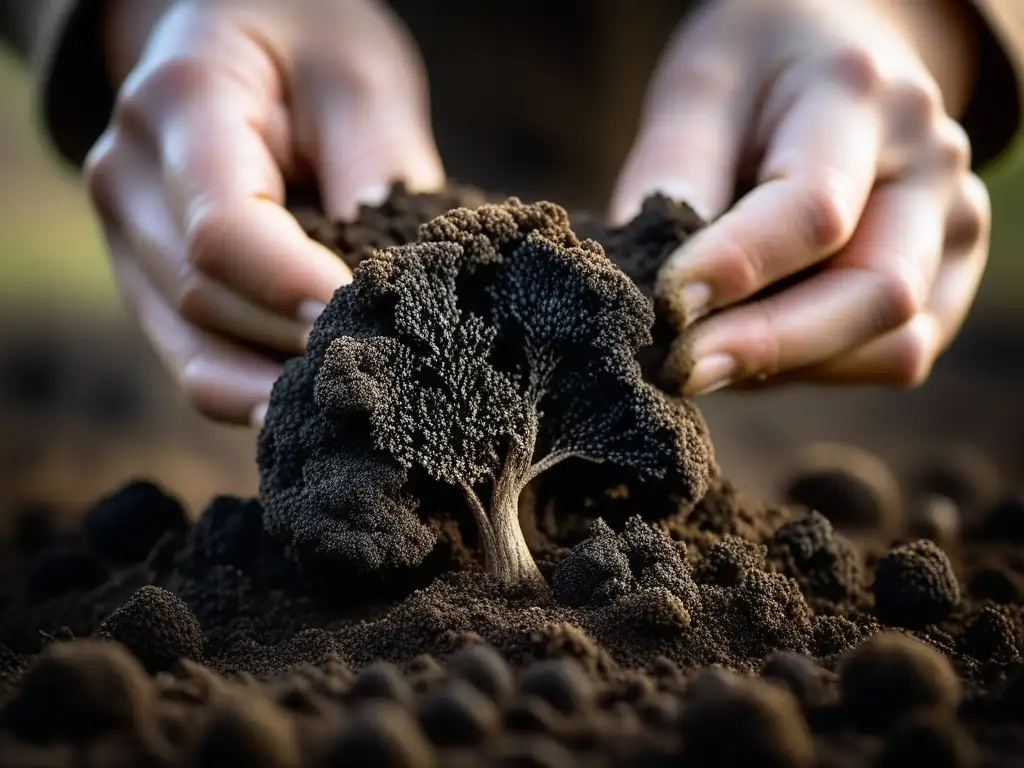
[1,185,1024,767]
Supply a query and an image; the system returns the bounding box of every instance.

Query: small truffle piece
[681,674,814,768]
[873,540,960,628]
[347,662,415,708]
[517,659,594,715]
[321,700,436,768]
[417,680,499,746]
[769,511,860,602]
[95,586,204,673]
[446,644,514,702]
[24,546,108,600]
[963,606,1019,663]
[782,443,901,530]
[192,691,299,768]
[839,632,959,733]
[0,640,152,744]
[83,480,190,564]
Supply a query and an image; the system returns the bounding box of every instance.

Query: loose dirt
[1,185,1022,767]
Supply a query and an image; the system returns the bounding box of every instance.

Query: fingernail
[679,281,712,321]
[687,353,738,396]
[353,183,391,209]
[250,402,269,429]
[297,299,327,325]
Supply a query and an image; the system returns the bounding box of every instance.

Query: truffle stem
[461,437,543,586]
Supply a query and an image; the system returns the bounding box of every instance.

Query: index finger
[153,63,352,319]
[656,50,884,317]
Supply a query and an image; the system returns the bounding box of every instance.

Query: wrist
[101,0,174,86]
[879,0,980,116]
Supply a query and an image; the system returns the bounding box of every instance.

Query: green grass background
[0,49,1020,314]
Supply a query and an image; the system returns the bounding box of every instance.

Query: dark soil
[1,184,1023,767]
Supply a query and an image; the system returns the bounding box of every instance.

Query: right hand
[86,0,444,427]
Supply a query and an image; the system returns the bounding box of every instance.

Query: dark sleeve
[4,0,1024,172]
[0,0,112,167]
[965,0,1024,168]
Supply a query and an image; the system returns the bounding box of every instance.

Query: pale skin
[89,0,990,426]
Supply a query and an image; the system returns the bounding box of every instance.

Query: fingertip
[250,401,269,430]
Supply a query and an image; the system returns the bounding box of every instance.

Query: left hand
[611,0,991,395]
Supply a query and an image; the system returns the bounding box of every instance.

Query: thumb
[609,38,752,226]
[293,69,445,221]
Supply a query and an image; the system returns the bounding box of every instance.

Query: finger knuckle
[114,57,210,132]
[179,368,219,420]
[949,177,991,250]
[185,206,233,275]
[737,303,783,379]
[959,174,992,242]
[930,119,972,173]
[714,239,765,299]
[174,273,207,324]
[875,272,920,330]
[891,80,942,130]
[892,325,934,387]
[800,181,856,252]
[83,132,120,211]
[824,46,883,97]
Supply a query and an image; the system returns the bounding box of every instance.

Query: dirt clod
[0,640,152,744]
[873,540,960,628]
[95,586,203,673]
[839,632,959,733]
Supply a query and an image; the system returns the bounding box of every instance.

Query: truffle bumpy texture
[258,199,714,584]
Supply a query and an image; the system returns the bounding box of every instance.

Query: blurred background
[0,42,1021,534]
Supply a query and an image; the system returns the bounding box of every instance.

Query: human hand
[86,0,443,426]
[612,0,990,395]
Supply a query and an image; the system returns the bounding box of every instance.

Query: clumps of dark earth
[1,184,1023,767]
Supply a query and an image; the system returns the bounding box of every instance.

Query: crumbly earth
[1,186,1023,767]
